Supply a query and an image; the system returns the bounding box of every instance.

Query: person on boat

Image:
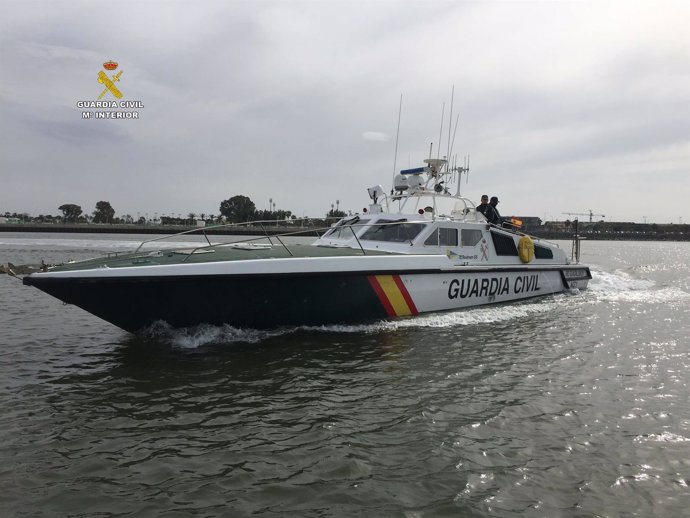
[488,196,503,225]
[476,195,491,217]
[477,194,500,224]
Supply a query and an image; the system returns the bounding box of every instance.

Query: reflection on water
[1,238,690,515]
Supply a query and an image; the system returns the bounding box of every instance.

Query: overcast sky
[1,0,688,223]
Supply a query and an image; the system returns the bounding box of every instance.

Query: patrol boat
[23,158,591,333]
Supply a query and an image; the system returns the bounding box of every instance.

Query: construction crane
[562,210,605,222]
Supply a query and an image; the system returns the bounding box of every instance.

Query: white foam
[140,320,283,347]
[588,267,690,304]
[138,267,689,348]
[300,299,571,334]
[589,268,655,293]
[139,296,581,348]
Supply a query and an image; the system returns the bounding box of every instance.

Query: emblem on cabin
[480,239,489,261]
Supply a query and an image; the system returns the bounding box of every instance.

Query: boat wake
[139,296,580,348]
[136,267,688,348]
[587,267,690,304]
[133,266,688,349]
[139,320,286,348]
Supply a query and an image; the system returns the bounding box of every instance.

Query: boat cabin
[314,212,569,266]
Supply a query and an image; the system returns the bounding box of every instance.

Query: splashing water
[588,266,689,304]
[140,294,584,348]
[138,265,690,348]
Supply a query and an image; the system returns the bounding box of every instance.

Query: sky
[1,0,688,224]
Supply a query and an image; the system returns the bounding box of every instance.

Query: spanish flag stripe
[392,275,419,315]
[367,276,396,317]
[376,275,411,316]
[367,275,409,317]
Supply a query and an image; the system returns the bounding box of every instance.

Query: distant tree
[219,195,256,223]
[252,209,273,221]
[93,201,115,223]
[327,208,346,219]
[58,204,82,223]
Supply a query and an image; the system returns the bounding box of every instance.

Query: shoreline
[0,223,689,241]
[0,223,324,237]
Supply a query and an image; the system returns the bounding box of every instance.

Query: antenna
[448,156,458,183]
[448,114,460,164]
[446,85,454,169]
[391,94,403,190]
[437,102,445,160]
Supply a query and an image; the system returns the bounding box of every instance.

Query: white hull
[365,266,590,318]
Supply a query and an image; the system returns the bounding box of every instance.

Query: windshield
[323,217,370,239]
[360,219,425,243]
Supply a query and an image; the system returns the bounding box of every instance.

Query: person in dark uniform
[488,196,502,225]
[476,194,491,218]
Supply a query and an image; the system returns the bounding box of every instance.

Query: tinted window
[360,220,425,242]
[424,229,438,246]
[440,228,458,246]
[325,218,370,239]
[534,245,554,259]
[424,228,458,246]
[461,229,483,247]
[490,231,518,256]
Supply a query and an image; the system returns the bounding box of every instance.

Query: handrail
[133,218,320,253]
[273,235,294,257]
[349,225,366,255]
[134,225,220,253]
[178,223,342,261]
[132,216,561,261]
[177,219,423,260]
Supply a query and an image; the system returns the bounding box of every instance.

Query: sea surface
[1,233,689,517]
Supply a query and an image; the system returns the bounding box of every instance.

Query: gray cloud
[1,0,689,223]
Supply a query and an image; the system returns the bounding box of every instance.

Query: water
[1,233,689,517]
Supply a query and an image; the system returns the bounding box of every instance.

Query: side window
[424,228,458,246]
[424,229,438,246]
[461,229,483,247]
[439,228,458,246]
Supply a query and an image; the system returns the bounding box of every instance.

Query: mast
[446,85,454,172]
[391,94,403,192]
[436,102,445,160]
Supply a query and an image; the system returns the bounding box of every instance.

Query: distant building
[508,216,542,230]
[0,217,21,224]
[544,220,570,230]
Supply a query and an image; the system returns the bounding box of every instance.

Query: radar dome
[394,174,408,191]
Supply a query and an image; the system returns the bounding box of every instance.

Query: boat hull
[24,266,591,333]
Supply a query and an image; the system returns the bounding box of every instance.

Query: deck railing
[131,217,560,261]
